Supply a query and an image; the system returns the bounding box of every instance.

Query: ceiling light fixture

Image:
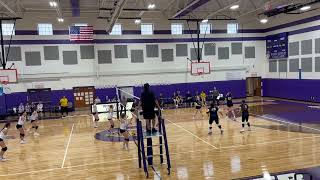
[300,6,311,11]
[134,19,141,24]
[260,18,268,24]
[230,5,239,10]
[57,18,64,22]
[49,1,57,7]
[148,4,155,9]
[202,19,208,23]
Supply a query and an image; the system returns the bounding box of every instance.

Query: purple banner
[266,32,288,59]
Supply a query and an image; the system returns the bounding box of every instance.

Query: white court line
[252,113,320,133]
[61,123,75,168]
[166,119,218,149]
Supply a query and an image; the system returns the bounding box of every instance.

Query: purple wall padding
[263,79,320,102]
[133,80,246,98]
[51,89,74,106]
[5,92,28,110]
[95,88,117,102]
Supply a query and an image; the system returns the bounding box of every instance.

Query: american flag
[69,26,94,41]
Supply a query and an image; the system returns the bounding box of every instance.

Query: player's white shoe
[20,140,26,144]
[208,129,213,134]
[34,132,40,136]
[0,158,7,162]
[240,129,245,133]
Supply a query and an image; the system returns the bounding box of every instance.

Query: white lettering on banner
[253,173,305,180]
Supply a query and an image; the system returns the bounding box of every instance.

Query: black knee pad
[35,126,39,130]
[2,147,7,151]
[20,133,25,137]
[125,138,130,142]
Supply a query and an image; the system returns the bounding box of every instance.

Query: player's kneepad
[20,133,25,137]
[2,147,7,151]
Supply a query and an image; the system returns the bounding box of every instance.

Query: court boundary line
[2,134,320,177]
[166,119,218,149]
[252,113,320,133]
[61,123,75,168]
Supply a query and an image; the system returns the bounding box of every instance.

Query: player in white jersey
[119,113,131,150]
[16,112,27,144]
[92,102,99,128]
[0,123,11,162]
[107,105,115,129]
[28,110,40,136]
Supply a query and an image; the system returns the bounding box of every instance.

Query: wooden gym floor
[0,97,320,180]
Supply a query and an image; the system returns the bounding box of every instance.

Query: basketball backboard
[191,62,211,76]
[0,69,18,83]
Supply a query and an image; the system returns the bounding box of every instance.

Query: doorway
[246,77,262,97]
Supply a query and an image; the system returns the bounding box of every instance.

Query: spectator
[94,96,101,104]
[185,91,193,107]
[60,96,69,117]
[200,91,207,106]
[18,103,24,115]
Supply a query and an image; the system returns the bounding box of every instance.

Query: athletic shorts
[143,110,156,120]
[92,112,97,115]
[31,120,36,123]
[16,124,23,129]
[0,138,3,142]
[227,103,233,107]
[209,118,219,124]
[196,105,201,109]
[119,129,126,134]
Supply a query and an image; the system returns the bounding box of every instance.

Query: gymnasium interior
[0,0,319,179]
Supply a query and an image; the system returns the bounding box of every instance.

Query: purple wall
[95,88,117,102]
[263,79,320,102]
[134,80,246,98]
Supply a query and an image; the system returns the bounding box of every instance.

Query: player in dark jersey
[207,101,223,134]
[240,100,251,132]
[226,92,236,121]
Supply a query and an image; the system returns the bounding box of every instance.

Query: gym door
[246,77,262,97]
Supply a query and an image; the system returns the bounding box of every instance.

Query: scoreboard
[266,32,288,60]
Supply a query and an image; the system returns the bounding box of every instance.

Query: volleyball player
[207,101,224,134]
[193,95,204,119]
[0,123,11,162]
[226,92,236,121]
[119,113,131,150]
[16,112,27,144]
[28,110,40,136]
[108,104,115,129]
[240,100,251,133]
[92,102,99,128]
[18,103,24,115]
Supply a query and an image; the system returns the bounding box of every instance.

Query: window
[200,23,211,35]
[141,23,153,35]
[227,23,238,34]
[74,23,88,27]
[110,24,122,35]
[2,23,15,36]
[38,24,53,35]
[171,23,183,35]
